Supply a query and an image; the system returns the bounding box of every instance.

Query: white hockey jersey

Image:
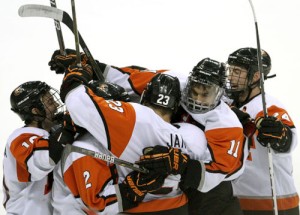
[62,85,206,214]
[2,127,54,215]
[232,94,299,212]
[103,65,246,192]
[52,164,85,215]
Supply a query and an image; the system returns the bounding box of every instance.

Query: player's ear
[31,108,39,115]
[252,71,260,82]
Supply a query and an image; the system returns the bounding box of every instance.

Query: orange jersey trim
[256,105,295,127]
[239,194,299,211]
[120,67,166,95]
[10,134,49,182]
[64,156,118,212]
[125,193,188,213]
[87,88,136,157]
[205,127,245,174]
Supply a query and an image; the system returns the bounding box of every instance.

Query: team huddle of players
[2,47,299,215]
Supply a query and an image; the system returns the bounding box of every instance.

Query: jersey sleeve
[65,85,136,157]
[64,155,119,213]
[10,134,53,182]
[255,104,298,152]
[255,105,295,128]
[105,66,165,102]
[200,127,245,192]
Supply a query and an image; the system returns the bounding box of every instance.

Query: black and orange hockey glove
[48,124,74,165]
[256,116,292,152]
[48,112,86,165]
[117,170,166,210]
[138,145,190,175]
[60,64,93,102]
[49,49,89,74]
[62,111,86,135]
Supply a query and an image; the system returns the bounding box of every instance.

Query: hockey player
[226,47,299,215]
[49,51,246,214]
[56,66,206,214]
[2,81,66,215]
[137,58,246,215]
[51,80,136,215]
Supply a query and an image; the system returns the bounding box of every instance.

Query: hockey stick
[248,1,278,214]
[61,144,149,174]
[18,4,104,81]
[70,0,81,66]
[50,0,66,55]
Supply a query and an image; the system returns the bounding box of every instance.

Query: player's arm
[64,154,165,213]
[64,155,119,213]
[10,134,54,181]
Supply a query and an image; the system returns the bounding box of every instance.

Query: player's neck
[249,86,261,99]
[152,108,171,123]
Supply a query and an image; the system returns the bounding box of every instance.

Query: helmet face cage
[140,74,181,111]
[226,47,271,95]
[225,65,249,95]
[89,81,131,102]
[183,77,224,114]
[43,87,65,121]
[10,81,64,123]
[182,58,226,114]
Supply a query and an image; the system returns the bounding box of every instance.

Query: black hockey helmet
[88,80,131,102]
[140,73,181,111]
[182,58,226,113]
[191,58,226,87]
[227,47,271,79]
[10,81,64,124]
[226,48,272,105]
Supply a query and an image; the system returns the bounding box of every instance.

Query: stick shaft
[50,0,65,55]
[70,0,81,67]
[19,4,104,81]
[63,144,149,174]
[248,1,278,214]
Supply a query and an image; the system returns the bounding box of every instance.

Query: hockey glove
[62,111,86,135]
[138,145,190,175]
[49,49,89,74]
[256,116,292,152]
[60,64,93,102]
[48,124,74,165]
[179,159,203,191]
[118,170,166,210]
[231,106,256,138]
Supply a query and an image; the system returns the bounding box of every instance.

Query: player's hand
[137,145,190,175]
[62,111,86,135]
[119,171,166,202]
[48,124,74,165]
[256,116,289,150]
[231,106,256,138]
[60,64,93,102]
[231,106,251,125]
[49,49,88,74]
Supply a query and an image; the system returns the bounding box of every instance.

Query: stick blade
[18,4,64,22]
